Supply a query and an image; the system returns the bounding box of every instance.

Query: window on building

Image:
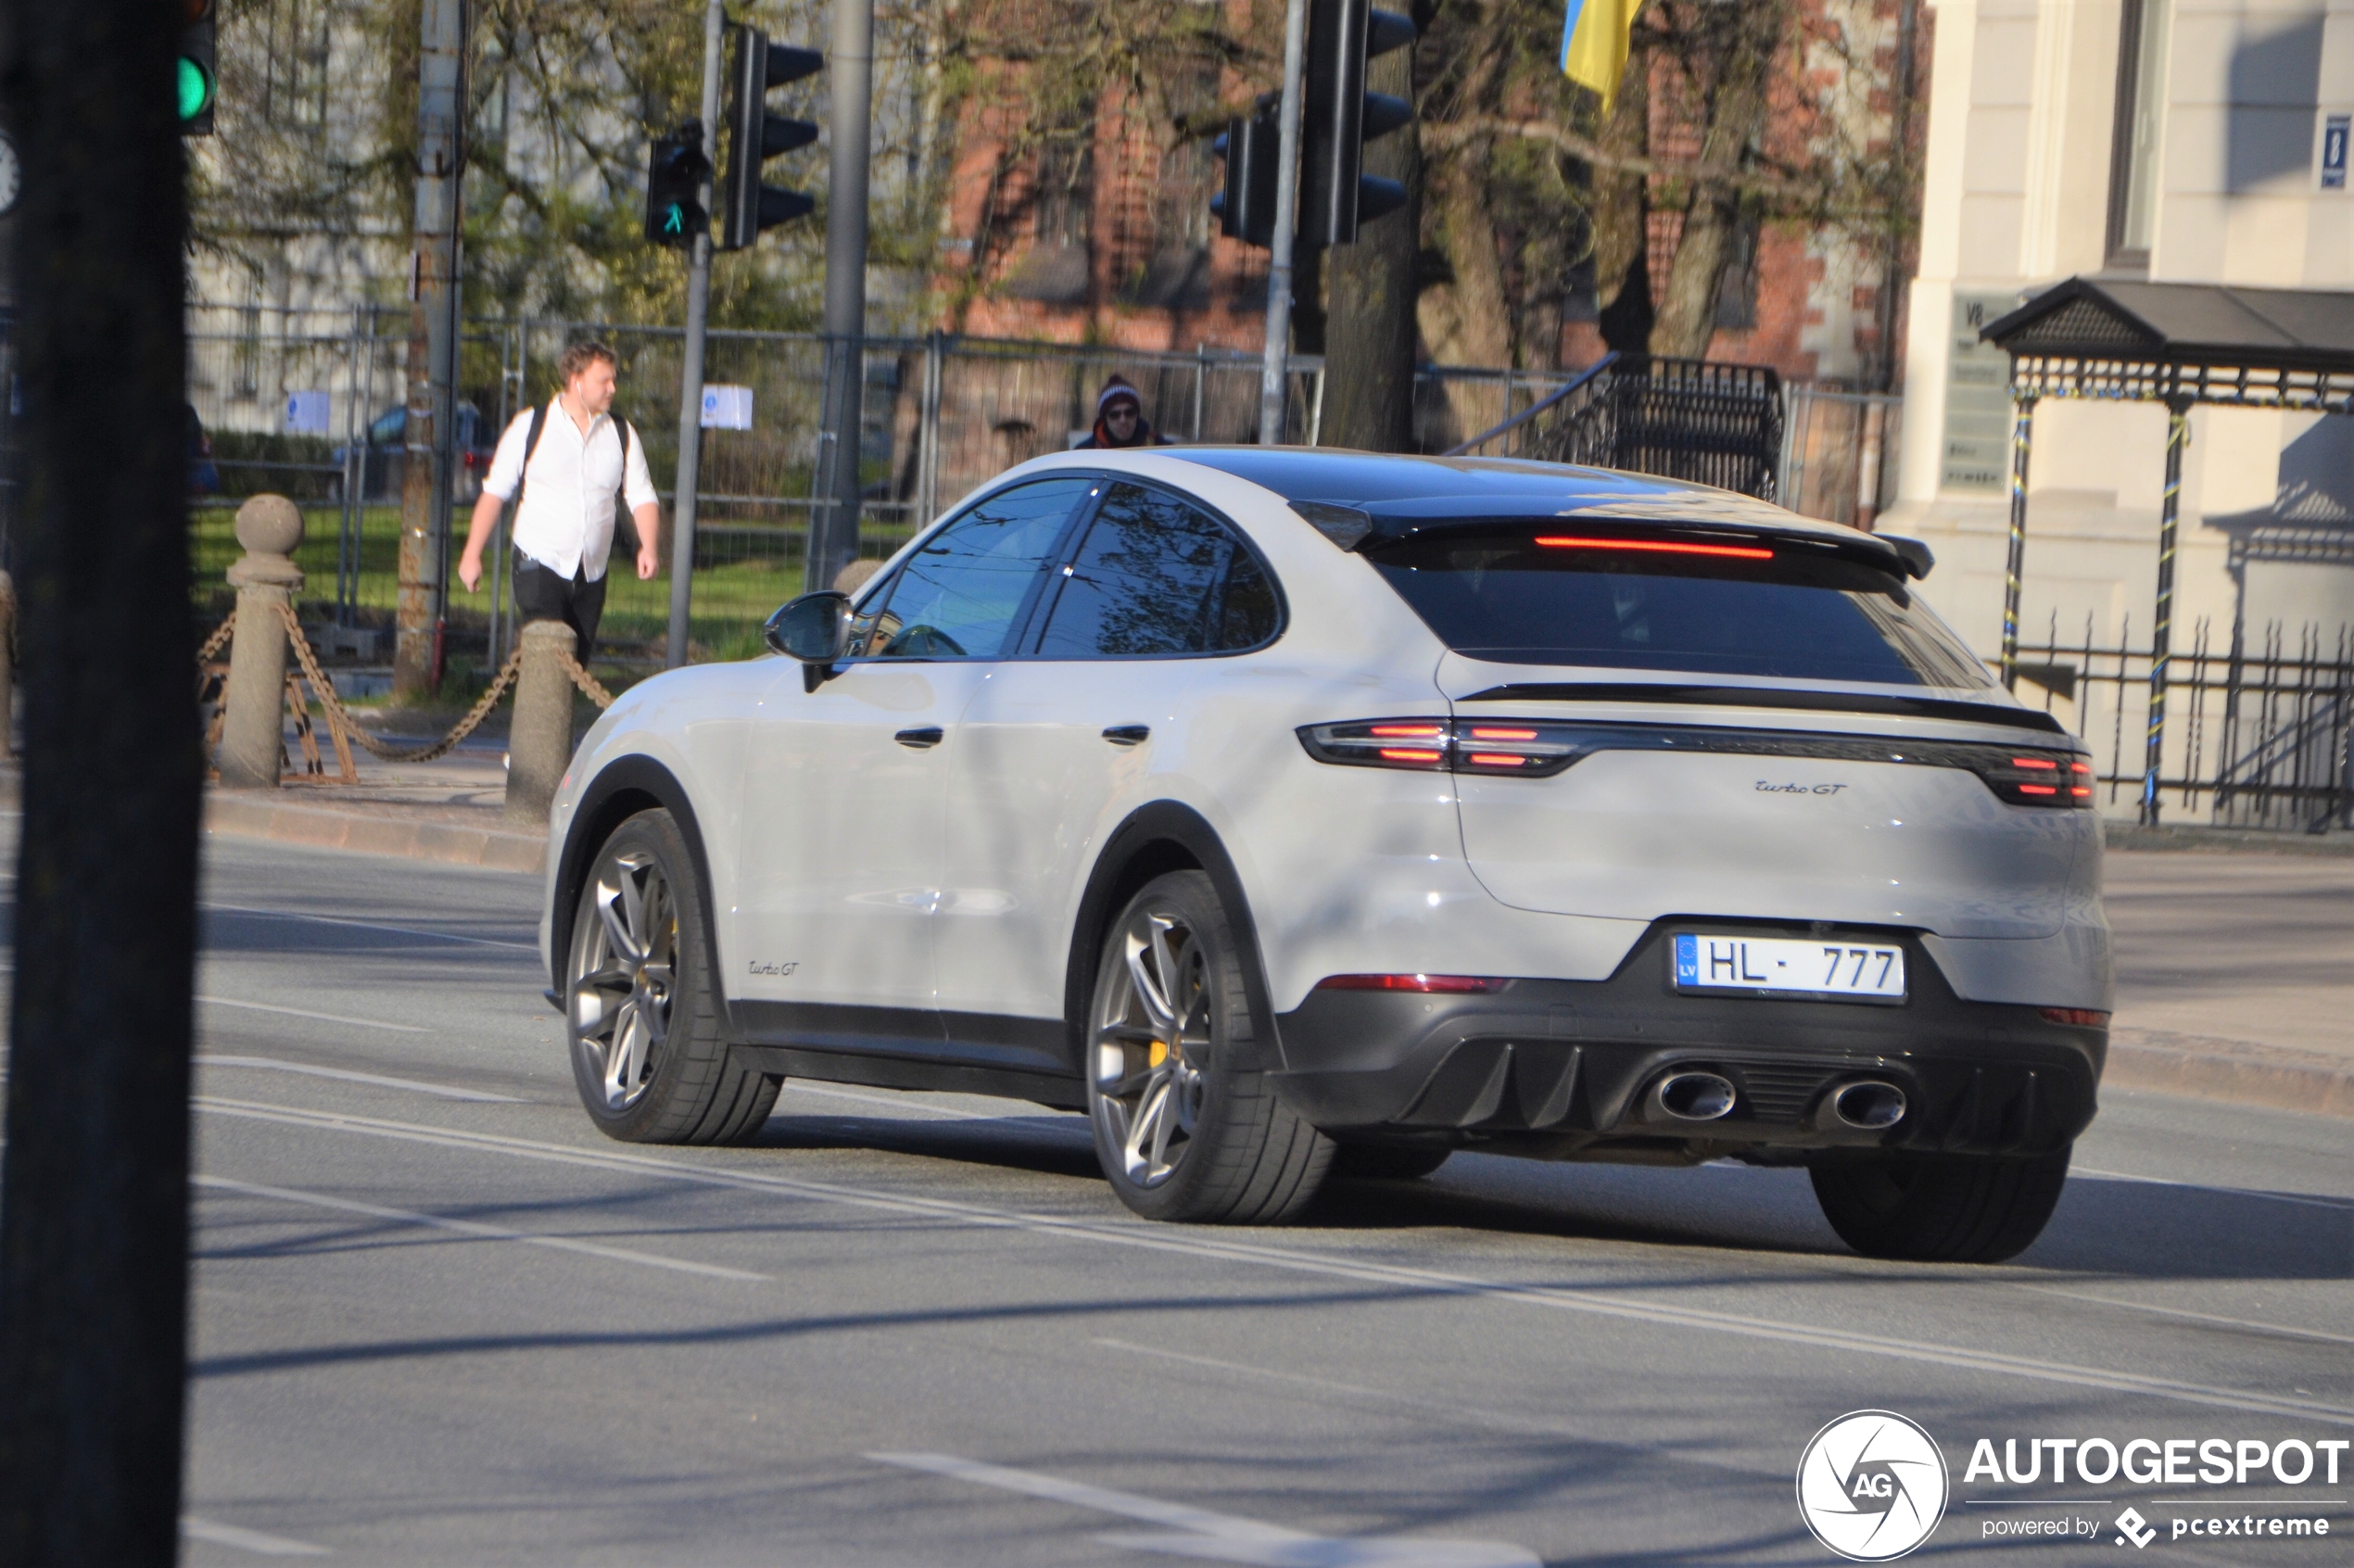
[1713,214,1760,332]
[2106,0,2170,268]
[1033,137,1094,249]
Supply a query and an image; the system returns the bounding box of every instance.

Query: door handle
[1102,725,1150,747]
[894,727,944,749]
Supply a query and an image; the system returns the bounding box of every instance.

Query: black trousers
[512,550,608,664]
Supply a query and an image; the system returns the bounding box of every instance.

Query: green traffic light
[177,57,213,122]
[663,203,686,235]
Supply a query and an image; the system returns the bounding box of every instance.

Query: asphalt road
[13,832,2354,1564]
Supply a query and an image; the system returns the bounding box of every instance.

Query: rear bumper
[1268,922,2104,1160]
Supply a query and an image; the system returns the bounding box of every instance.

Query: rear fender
[1066,802,1284,1075]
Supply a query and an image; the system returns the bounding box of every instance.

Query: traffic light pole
[665,0,727,671]
[807,0,873,593]
[1257,0,1310,447]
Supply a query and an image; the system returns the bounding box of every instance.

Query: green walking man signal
[643,122,712,248]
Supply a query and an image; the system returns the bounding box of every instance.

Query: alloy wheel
[570,847,677,1111]
[1092,905,1212,1188]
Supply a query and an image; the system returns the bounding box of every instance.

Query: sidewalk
[186,780,2354,1122]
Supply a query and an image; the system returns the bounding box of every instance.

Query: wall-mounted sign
[284,390,331,435]
[1940,291,2018,495]
[2322,112,2349,191]
[701,385,753,430]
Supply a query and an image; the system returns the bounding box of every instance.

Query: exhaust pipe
[1653,1071,1738,1122]
[1829,1080,1907,1131]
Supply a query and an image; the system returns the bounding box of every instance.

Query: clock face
[0,132,18,217]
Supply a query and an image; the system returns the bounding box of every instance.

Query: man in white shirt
[457,339,661,660]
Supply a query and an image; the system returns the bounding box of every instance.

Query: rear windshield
[1365,525,1993,688]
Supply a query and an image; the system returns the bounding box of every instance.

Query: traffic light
[644,123,710,247]
[1299,0,1416,248]
[718,25,821,249]
[1210,95,1281,248]
[179,0,217,135]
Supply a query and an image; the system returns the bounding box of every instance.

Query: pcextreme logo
[1796,1410,1951,1562]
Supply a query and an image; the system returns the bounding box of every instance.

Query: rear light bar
[2038,1006,2110,1028]
[1316,974,1511,993]
[1534,536,1774,561]
[1297,718,2097,806]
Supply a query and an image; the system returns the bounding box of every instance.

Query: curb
[203,792,545,876]
[2106,822,2354,856]
[2103,1031,2354,1120]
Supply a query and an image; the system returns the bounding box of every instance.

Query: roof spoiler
[1879,535,1935,579]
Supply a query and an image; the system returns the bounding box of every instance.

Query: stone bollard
[218,496,305,790]
[505,619,578,825]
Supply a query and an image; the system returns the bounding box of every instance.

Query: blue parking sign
[2324,113,2349,191]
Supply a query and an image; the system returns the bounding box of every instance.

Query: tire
[1085,870,1332,1223]
[1329,1142,1452,1182]
[1810,1144,2072,1263]
[565,808,779,1145]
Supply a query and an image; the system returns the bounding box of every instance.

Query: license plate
[1673,933,1906,1002]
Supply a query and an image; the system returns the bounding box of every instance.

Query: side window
[1033,484,1280,657]
[857,477,1095,659]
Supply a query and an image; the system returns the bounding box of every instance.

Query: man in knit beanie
[1074,375,1171,449]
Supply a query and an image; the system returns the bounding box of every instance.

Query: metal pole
[666,0,727,669]
[1257,0,1310,446]
[2142,397,2191,826]
[1999,393,2036,689]
[1193,343,1208,440]
[918,328,943,525]
[807,0,875,592]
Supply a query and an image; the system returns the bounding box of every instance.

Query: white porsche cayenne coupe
[540,449,2110,1263]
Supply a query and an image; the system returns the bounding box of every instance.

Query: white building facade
[1886,0,2352,673]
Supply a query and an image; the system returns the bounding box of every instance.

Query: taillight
[1316,974,1510,993]
[2038,1006,2109,1028]
[1297,719,1590,777]
[1297,718,2097,805]
[1975,752,2096,810]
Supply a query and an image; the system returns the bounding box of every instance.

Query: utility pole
[667,0,726,670]
[0,0,202,1557]
[805,0,873,594]
[1256,0,1310,446]
[394,0,466,700]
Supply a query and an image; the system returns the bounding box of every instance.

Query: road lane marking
[870,1451,1540,1568]
[193,1095,2354,1425]
[196,1173,766,1282]
[2077,1165,2354,1212]
[2010,1284,2354,1347]
[202,904,538,952]
[182,1515,330,1556]
[197,998,431,1035]
[197,1056,520,1104]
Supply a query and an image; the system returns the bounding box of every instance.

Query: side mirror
[765,591,853,662]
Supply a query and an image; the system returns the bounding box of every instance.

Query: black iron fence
[2012,614,2354,831]
[1447,353,1785,501]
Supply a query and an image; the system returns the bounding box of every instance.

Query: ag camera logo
[1797,1410,1950,1561]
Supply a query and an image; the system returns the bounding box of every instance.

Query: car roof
[1155,447,1865,544]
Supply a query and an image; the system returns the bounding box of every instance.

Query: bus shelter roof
[1981,277,2354,410]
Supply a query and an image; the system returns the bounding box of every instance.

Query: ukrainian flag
[1561,0,1644,106]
